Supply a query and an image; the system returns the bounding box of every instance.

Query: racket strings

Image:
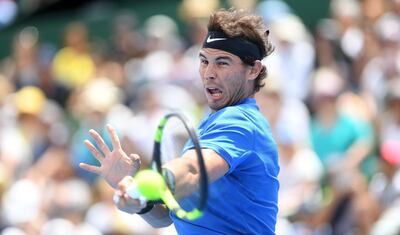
[161,120,190,162]
[153,113,208,217]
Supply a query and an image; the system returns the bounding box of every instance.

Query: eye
[217,61,229,66]
[200,59,208,65]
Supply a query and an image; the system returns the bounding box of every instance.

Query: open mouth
[207,87,222,98]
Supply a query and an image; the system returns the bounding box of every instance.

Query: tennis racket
[124,112,208,220]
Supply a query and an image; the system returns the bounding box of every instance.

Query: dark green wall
[283,0,331,32]
[0,0,329,59]
[0,0,181,59]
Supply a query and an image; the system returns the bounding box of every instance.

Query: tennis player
[80,8,279,234]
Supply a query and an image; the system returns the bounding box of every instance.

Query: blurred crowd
[0,0,399,234]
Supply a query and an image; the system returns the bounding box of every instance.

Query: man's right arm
[114,176,173,227]
[116,148,229,227]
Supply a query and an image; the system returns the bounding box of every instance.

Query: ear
[247,60,263,81]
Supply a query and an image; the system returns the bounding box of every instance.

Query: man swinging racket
[80,8,279,235]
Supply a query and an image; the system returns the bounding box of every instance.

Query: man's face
[199,48,254,111]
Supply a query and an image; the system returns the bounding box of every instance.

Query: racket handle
[113,193,121,204]
[126,183,147,207]
[112,183,147,207]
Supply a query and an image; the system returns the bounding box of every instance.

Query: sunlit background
[0,0,400,234]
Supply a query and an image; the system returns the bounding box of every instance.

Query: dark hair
[207,8,274,92]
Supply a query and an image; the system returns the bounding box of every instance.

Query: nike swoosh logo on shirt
[206,36,227,43]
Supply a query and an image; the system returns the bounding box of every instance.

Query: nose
[203,63,216,80]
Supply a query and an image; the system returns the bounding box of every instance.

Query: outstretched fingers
[84,140,105,163]
[89,129,111,155]
[79,162,102,174]
[106,124,122,150]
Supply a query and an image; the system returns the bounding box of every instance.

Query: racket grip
[126,183,147,207]
[112,183,147,207]
[113,193,121,204]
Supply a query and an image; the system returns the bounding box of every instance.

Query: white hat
[270,14,309,42]
[0,227,27,235]
[2,179,41,225]
[312,67,344,97]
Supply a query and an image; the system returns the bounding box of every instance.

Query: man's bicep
[183,148,229,183]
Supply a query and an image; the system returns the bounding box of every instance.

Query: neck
[211,95,254,113]
[227,91,253,107]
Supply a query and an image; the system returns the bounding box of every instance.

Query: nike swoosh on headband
[203,31,263,60]
[206,36,227,43]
